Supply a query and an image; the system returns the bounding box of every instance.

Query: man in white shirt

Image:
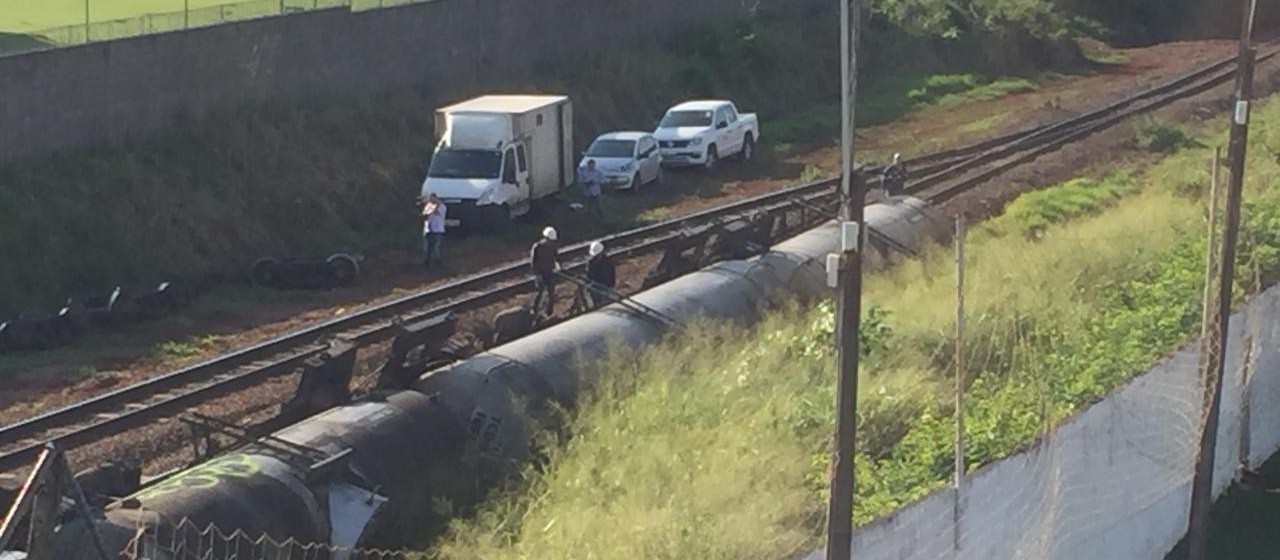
[578,159,606,221]
[422,193,447,269]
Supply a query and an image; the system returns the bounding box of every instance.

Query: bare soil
[0,40,1259,461]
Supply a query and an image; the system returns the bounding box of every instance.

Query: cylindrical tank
[54,197,945,558]
[60,390,471,559]
[414,197,945,482]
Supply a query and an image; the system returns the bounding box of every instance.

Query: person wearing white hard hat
[585,241,616,309]
[530,227,561,316]
[882,152,908,198]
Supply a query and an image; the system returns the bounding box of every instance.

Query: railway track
[0,47,1269,473]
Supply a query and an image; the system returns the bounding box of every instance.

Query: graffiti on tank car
[133,454,262,500]
[468,410,503,459]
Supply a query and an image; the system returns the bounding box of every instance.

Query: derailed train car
[54,198,946,559]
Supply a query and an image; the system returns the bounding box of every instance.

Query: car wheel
[741,134,755,161]
[654,164,664,185]
[632,172,642,193]
[704,145,719,171]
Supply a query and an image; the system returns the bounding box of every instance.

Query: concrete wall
[803,284,1280,560]
[0,0,803,163]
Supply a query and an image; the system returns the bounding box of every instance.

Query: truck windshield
[586,139,636,158]
[428,149,502,179]
[659,111,713,128]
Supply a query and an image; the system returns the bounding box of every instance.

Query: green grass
[1079,39,1130,65]
[0,0,349,49]
[427,98,1280,558]
[1134,116,1200,154]
[1,0,236,33]
[151,334,220,359]
[766,75,1038,147]
[957,113,1009,135]
[989,171,1137,238]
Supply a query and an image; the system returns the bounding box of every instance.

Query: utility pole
[953,215,966,551]
[1186,2,1258,559]
[824,0,864,558]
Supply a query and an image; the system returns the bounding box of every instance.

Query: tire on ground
[252,258,283,288]
[327,254,361,287]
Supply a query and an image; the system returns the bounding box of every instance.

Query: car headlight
[477,188,497,205]
[620,162,634,172]
[689,137,704,147]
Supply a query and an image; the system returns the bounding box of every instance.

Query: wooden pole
[824,0,864,557]
[1187,2,1258,558]
[1201,148,1222,347]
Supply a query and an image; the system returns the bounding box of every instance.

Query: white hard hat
[543,226,558,241]
[589,241,605,256]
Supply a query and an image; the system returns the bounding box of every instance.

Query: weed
[74,365,97,380]
[798,164,825,183]
[1135,116,1199,153]
[152,335,219,359]
[986,172,1137,238]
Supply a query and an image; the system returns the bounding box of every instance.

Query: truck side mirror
[716,121,728,130]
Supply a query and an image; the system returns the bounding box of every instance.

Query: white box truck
[420,95,574,228]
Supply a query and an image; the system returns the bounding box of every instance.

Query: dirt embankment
[0,1,1097,318]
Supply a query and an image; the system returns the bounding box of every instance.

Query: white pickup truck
[653,100,759,169]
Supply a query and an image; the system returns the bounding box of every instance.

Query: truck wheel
[740,134,755,161]
[485,203,513,229]
[704,145,719,171]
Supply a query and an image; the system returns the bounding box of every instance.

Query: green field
[0,0,372,39]
[1,0,237,33]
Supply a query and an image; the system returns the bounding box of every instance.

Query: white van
[421,95,574,227]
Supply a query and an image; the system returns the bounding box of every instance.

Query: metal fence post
[185,0,190,29]
[84,0,91,42]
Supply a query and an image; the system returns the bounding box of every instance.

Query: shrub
[1134,116,1198,153]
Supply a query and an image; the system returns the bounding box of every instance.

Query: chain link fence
[4,0,434,56]
[124,517,431,560]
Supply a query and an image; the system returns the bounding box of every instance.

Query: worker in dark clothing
[530,226,561,317]
[585,241,616,308]
[882,152,908,197]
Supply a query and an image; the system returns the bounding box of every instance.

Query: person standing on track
[578,159,606,221]
[882,153,908,198]
[422,193,447,270]
[530,226,561,317]
[585,240,616,309]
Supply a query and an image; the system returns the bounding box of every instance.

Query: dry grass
[427,97,1280,559]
